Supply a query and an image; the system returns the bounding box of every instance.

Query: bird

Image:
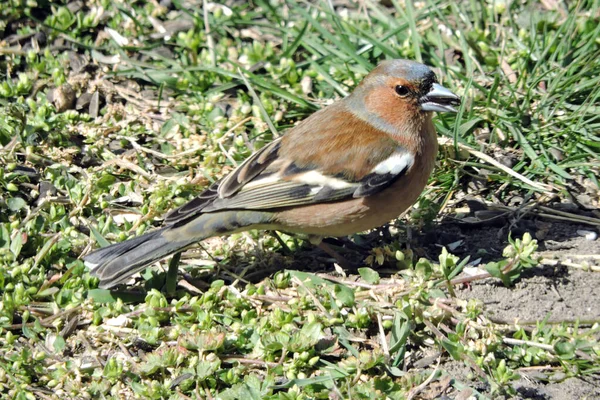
[84,59,461,289]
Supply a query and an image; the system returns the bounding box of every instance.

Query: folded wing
[164,134,414,226]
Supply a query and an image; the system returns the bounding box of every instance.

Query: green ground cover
[1,0,599,398]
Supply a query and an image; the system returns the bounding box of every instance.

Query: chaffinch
[85,59,460,288]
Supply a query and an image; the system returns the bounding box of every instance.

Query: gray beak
[420,83,461,113]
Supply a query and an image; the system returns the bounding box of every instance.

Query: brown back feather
[279,103,398,180]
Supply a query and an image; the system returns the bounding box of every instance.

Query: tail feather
[84,210,274,289]
[84,228,195,289]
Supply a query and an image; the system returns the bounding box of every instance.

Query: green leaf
[282,21,309,58]
[358,267,380,284]
[414,258,433,280]
[427,289,447,299]
[386,366,405,377]
[218,376,264,400]
[88,224,110,248]
[10,231,23,257]
[390,312,410,354]
[34,234,62,268]
[196,358,221,381]
[486,260,512,286]
[272,369,347,389]
[88,289,117,303]
[300,321,322,341]
[181,331,225,351]
[7,197,27,212]
[294,7,372,70]
[36,287,60,298]
[334,284,355,307]
[140,353,167,375]
[288,270,331,287]
[458,117,484,136]
[554,341,576,359]
[290,321,323,352]
[449,256,470,279]
[0,224,9,248]
[485,261,503,278]
[211,279,225,289]
[160,118,178,136]
[52,335,66,353]
[95,174,116,190]
[441,338,464,360]
[261,331,289,352]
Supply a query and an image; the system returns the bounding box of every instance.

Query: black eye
[395,85,409,97]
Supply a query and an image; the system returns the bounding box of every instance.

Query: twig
[422,319,446,340]
[485,201,600,226]
[502,337,554,352]
[123,306,193,318]
[377,313,390,357]
[68,188,90,218]
[318,273,408,292]
[432,299,461,316]
[540,258,600,272]
[78,330,106,368]
[542,254,600,260]
[221,356,278,368]
[176,389,195,400]
[103,157,154,179]
[517,365,559,372]
[450,256,517,285]
[0,47,28,55]
[34,233,61,267]
[503,338,591,361]
[178,279,204,295]
[536,212,600,226]
[25,387,54,400]
[253,294,293,303]
[120,136,198,160]
[6,306,83,330]
[538,205,600,225]
[406,357,441,400]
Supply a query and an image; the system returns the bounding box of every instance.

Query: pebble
[300,76,313,95]
[577,230,598,241]
[576,193,596,210]
[49,83,76,112]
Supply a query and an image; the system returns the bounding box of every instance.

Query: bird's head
[349,59,461,132]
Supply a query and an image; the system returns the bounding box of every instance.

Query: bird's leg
[308,235,357,270]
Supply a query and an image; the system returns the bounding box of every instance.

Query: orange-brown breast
[274,116,438,237]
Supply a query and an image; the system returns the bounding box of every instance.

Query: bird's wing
[204,146,415,210]
[164,143,414,226]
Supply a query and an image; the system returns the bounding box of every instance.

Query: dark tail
[84,228,196,289]
[83,210,274,289]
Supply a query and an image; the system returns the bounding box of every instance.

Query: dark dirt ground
[432,222,600,324]
[416,221,600,400]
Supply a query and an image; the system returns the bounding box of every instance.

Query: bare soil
[417,221,600,399]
